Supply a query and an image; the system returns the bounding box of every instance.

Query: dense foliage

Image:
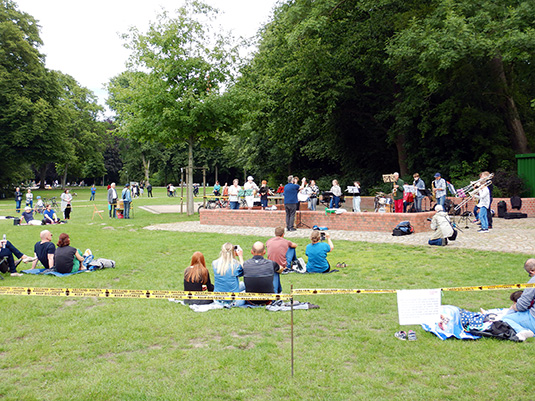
[2,0,535,195]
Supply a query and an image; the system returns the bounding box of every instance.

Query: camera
[320,232,326,241]
[234,245,242,253]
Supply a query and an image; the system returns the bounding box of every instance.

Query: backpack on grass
[392,221,414,236]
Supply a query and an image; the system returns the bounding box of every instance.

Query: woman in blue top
[306,231,334,273]
[212,242,245,305]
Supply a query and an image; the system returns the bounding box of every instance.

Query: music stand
[295,207,310,229]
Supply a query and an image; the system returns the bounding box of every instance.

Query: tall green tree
[108,0,238,214]
[0,0,66,189]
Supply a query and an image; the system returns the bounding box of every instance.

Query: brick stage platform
[200,208,435,233]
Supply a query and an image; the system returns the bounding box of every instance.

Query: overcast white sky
[14,0,280,117]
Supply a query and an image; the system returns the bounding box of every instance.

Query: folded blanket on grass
[22,268,91,277]
[168,298,319,312]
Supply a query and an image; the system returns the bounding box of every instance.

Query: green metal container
[516,153,535,197]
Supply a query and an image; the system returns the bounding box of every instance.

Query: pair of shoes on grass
[395,330,417,341]
[336,262,347,268]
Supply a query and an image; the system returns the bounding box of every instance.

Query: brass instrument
[430,181,437,202]
[454,173,493,211]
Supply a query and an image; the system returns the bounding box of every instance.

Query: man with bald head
[32,230,55,270]
[242,241,282,302]
[501,258,535,341]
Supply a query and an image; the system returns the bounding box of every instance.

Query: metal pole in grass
[291,284,294,377]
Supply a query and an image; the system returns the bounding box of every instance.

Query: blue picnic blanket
[421,305,481,340]
[22,268,91,277]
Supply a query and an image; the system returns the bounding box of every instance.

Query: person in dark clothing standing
[146,182,153,198]
[14,187,22,213]
[283,175,303,231]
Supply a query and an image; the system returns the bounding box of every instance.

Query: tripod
[453,202,472,229]
[295,210,310,229]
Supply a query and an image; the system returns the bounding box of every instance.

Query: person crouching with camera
[428,204,454,246]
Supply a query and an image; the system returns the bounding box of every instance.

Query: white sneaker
[10,272,23,277]
[516,330,534,342]
[477,229,489,233]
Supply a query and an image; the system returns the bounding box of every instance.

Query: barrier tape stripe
[0,287,291,301]
[292,283,535,295]
[1,283,534,300]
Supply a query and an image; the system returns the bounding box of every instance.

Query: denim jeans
[308,197,317,211]
[479,206,488,230]
[437,196,445,208]
[15,200,21,213]
[230,201,240,210]
[428,238,445,246]
[123,201,131,219]
[414,196,423,212]
[502,311,535,334]
[261,198,268,208]
[329,196,340,208]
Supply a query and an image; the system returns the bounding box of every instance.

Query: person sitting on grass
[0,237,34,277]
[21,206,41,225]
[43,204,60,224]
[32,230,55,270]
[35,196,45,214]
[242,242,282,304]
[501,258,535,341]
[184,252,214,305]
[212,243,245,306]
[428,204,453,246]
[54,233,86,274]
[266,226,297,287]
[306,231,334,273]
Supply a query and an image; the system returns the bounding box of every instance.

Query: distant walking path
[145,217,535,255]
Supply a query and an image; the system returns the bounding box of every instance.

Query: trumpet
[454,173,493,211]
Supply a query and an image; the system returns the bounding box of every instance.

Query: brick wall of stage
[446,197,535,217]
[199,208,436,233]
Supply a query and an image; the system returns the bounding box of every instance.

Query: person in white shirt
[228,179,241,210]
[243,176,259,208]
[476,176,491,233]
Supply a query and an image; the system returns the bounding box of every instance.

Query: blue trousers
[123,201,131,219]
[230,201,240,210]
[0,241,24,273]
[428,238,445,246]
[502,311,535,334]
[437,196,445,208]
[330,196,340,208]
[479,206,488,230]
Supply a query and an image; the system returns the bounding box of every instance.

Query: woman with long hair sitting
[183,252,214,305]
[212,243,245,306]
[54,233,85,274]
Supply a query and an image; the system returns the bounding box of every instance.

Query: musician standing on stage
[392,172,404,213]
[413,173,425,212]
[433,173,447,208]
[476,173,491,233]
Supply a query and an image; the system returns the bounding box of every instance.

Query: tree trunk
[61,164,68,189]
[38,164,48,189]
[395,134,408,176]
[141,154,150,185]
[491,56,530,154]
[187,136,194,216]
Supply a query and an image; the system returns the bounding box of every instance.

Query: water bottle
[2,234,6,248]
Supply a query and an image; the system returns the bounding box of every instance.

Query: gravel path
[144,217,535,255]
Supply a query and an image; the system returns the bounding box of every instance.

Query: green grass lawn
[0,187,532,400]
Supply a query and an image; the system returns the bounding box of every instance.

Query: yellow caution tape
[0,287,291,301]
[1,283,534,300]
[292,283,535,295]
[292,288,397,295]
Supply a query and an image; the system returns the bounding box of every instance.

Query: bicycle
[43,197,59,208]
[197,198,229,213]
